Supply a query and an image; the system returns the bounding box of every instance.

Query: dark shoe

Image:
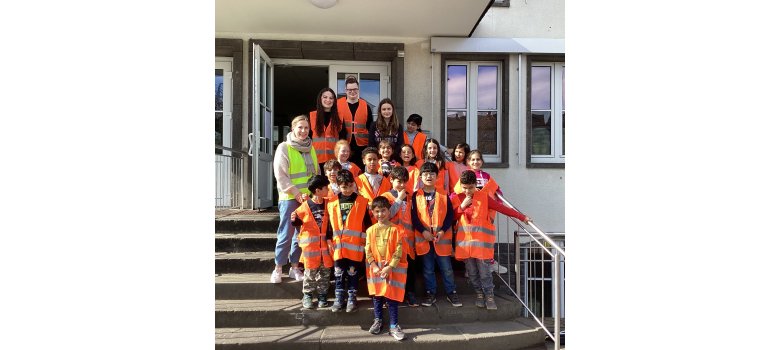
[302,293,314,309]
[446,292,463,307]
[389,325,406,341]
[317,294,329,308]
[475,291,486,308]
[331,291,345,313]
[421,291,436,307]
[369,318,383,335]
[485,293,497,310]
[406,293,419,307]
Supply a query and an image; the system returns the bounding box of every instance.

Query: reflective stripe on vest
[295,200,334,269]
[337,97,370,146]
[327,196,369,262]
[413,189,453,257]
[365,224,408,302]
[382,191,416,259]
[283,144,317,200]
[309,110,340,163]
[452,191,496,260]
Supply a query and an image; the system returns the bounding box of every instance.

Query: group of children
[287,114,531,341]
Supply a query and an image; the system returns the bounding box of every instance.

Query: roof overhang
[431,37,565,54]
[215,0,493,39]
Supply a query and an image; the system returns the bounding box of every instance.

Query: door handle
[248,133,254,156]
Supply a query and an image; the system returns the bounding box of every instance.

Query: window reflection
[532,111,552,155]
[531,67,551,110]
[477,66,497,110]
[446,111,467,147]
[477,111,498,154]
[447,65,467,109]
[216,69,224,154]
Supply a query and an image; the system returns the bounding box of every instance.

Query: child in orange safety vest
[449,170,531,310]
[365,196,408,341]
[327,170,374,313]
[290,175,334,309]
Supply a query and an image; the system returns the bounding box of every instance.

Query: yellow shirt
[364,222,403,268]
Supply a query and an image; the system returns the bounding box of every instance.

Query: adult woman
[310,88,346,173]
[270,115,319,283]
[368,98,404,157]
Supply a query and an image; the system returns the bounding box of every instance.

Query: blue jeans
[373,296,399,326]
[334,258,362,296]
[274,199,302,266]
[420,245,457,295]
[464,258,494,294]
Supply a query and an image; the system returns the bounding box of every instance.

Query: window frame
[526,55,565,168]
[441,54,509,168]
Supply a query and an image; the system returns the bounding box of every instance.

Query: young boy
[380,166,419,307]
[290,175,334,309]
[327,170,373,313]
[322,159,343,200]
[411,162,461,307]
[356,147,392,209]
[403,113,427,160]
[450,170,531,310]
[365,196,407,341]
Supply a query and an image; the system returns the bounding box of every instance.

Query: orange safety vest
[453,176,499,222]
[337,97,370,146]
[405,165,420,195]
[413,189,453,257]
[447,162,469,193]
[415,159,449,194]
[450,191,496,260]
[343,161,362,179]
[295,200,335,269]
[403,132,427,161]
[355,173,392,204]
[365,223,408,302]
[309,111,340,164]
[380,191,415,259]
[327,196,369,262]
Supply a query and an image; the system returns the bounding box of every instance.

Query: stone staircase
[215,209,548,349]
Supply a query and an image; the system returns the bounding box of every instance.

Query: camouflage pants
[302,264,331,295]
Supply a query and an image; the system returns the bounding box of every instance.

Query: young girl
[378,140,400,177]
[369,98,403,154]
[335,139,362,179]
[447,143,470,191]
[466,150,502,197]
[399,144,420,194]
[415,138,449,194]
[322,159,343,200]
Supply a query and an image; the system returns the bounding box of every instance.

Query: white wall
[472,0,565,39]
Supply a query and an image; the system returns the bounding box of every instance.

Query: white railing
[492,193,565,350]
[215,146,248,209]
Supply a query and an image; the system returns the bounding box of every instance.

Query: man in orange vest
[327,170,373,313]
[411,162,461,308]
[337,75,374,165]
[450,170,530,310]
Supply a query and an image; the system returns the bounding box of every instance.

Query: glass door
[252,44,274,209]
[329,64,390,121]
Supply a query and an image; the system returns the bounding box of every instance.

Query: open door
[251,44,274,209]
[328,64,390,121]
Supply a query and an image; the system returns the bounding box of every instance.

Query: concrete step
[215,213,280,233]
[216,233,278,252]
[215,252,276,274]
[215,318,546,350]
[215,272,505,300]
[215,293,524,328]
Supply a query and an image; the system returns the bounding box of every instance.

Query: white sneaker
[270,267,283,283]
[289,267,304,282]
[490,260,508,274]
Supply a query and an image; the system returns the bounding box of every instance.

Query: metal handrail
[493,192,565,350]
[215,144,250,157]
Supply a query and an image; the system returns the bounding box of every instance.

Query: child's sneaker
[369,318,383,335]
[302,293,314,309]
[446,292,463,307]
[421,291,436,307]
[389,325,406,341]
[346,295,358,313]
[289,267,304,282]
[317,294,329,308]
[490,259,508,274]
[475,291,486,308]
[485,293,498,310]
[270,266,282,284]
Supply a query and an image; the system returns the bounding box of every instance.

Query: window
[445,61,503,163]
[529,61,565,165]
[492,0,510,7]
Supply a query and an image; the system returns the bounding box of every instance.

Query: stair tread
[215,293,516,312]
[215,319,543,345]
[215,233,277,239]
[215,251,276,259]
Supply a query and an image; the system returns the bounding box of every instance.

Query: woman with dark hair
[368,98,404,156]
[310,87,347,173]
